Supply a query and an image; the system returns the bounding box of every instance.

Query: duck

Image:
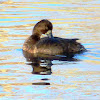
[23,19,86,55]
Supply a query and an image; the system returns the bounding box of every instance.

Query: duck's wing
[54,37,86,53]
[55,37,79,42]
[36,37,86,55]
[36,37,64,55]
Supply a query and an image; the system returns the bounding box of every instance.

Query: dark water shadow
[23,51,80,85]
[32,82,50,85]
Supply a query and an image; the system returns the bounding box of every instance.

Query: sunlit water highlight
[0,0,100,99]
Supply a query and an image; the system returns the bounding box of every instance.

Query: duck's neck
[31,34,40,43]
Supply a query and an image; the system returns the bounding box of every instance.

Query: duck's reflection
[28,59,52,75]
[23,52,53,75]
[23,51,79,85]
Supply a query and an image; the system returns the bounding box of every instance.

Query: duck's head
[33,19,53,38]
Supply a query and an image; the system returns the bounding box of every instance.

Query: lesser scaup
[23,19,86,55]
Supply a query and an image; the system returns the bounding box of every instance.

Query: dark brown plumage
[23,19,86,55]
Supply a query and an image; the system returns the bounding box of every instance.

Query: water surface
[0,0,100,99]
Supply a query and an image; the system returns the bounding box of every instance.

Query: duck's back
[36,37,86,55]
[36,37,64,55]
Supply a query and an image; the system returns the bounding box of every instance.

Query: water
[0,0,100,99]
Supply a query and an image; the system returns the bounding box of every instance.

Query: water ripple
[0,0,100,99]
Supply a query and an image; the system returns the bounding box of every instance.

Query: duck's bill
[45,30,53,38]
